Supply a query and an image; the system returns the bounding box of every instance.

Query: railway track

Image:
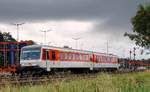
[0,70,145,86]
[0,73,98,86]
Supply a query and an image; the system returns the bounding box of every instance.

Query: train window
[52,51,56,60]
[82,55,85,61]
[99,56,101,62]
[85,55,87,61]
[73,54,75,60]
[100,56,102,62]
[105,57,107,62]
[102,57,104,62]
[109,58,111,62]
[75,54,77,60]
[75,54,78,60]
[80,54,83,61]
[79,54,82,61]
[103,57,106,62]
[59,53,63,60]
[70,54,73,60]
[82,55,84,61]
[113,57,115,62]
[109,57,111,62]
[84,55,86,61]
[69,53,72,60]
[86,55,89,61]
[62,53,65,60]
[78,54,80,60]
[96,56,99,62]
[106,57,108,62]
[65,53,68,60]
[105,57,109,62]
[102,56,104,62]
[97,56,99,62]
[46,51,49,60]
[81,54,83,61]
[63,53,65,60]
[95,56,98,62]
[21,47,41,60]
[113,57,117,62]
[101,56,102,62]
[68,53,70,60]
[67,53,70,60]
[66,53,68,60]
[77,54,80,60]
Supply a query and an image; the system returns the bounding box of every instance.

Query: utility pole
[11,22,25,65]
[72,37,80,49]
[12,23,25,41]
[106,41,109,55]
[41,29,51,45]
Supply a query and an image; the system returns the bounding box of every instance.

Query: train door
[89,53,94,70]
[49,50,59,61]
[42,49,50,61]
[92,54,96,63]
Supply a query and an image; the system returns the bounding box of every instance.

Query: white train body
[20,45,120,71]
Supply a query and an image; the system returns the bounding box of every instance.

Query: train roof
[22,45,118,57]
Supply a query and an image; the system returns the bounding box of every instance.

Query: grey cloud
[0,0,147,23]
[0,0,149,41]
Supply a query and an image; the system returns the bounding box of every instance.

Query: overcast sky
[0,0,149,59]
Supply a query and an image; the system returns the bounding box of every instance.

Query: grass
[0,72,150,92]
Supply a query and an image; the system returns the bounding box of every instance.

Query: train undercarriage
[17,65,118,77]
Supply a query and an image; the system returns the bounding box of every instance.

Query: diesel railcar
[20,45,120,72]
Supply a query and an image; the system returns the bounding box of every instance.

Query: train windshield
[21,47,41,60]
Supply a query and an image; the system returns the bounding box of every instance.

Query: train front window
[21,47,41,60]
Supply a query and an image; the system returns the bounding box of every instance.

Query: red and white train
[20,45,120,72]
